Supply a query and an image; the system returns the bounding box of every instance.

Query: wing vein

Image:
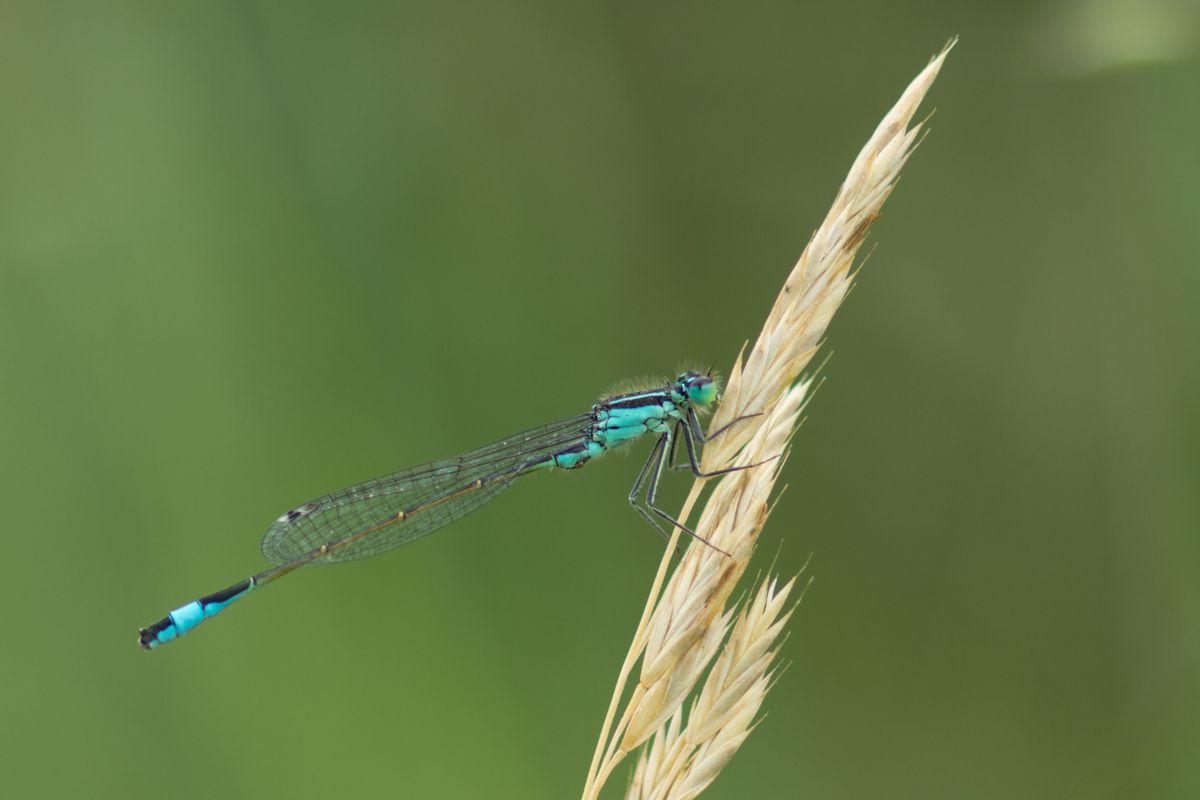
[260,412,594,564]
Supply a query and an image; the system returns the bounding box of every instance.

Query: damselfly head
[676,370,717,407]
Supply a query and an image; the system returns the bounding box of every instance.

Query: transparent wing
[260,413,594,565]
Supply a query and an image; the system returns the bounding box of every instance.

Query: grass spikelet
[624,574,803,800]
[703,42,953,471]
[581,42,953,799]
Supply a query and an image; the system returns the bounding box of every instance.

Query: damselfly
[138,370,759,650]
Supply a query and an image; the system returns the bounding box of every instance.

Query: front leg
[688,406,762,444]
[680,412,780,479]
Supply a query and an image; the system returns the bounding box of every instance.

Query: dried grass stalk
[582,42,953,800]
[626,575,804,800]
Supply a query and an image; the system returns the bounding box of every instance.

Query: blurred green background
[2,2,1197,798]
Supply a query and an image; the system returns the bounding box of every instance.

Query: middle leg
[634,430,731,557]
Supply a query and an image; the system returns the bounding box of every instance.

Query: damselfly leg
[629,429,732,556]
[668,409,764,473]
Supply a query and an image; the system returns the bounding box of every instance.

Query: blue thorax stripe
[604,390,671,411]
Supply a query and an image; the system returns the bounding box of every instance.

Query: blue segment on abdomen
[149,622,178,646]
[148,579,255,647]
[169,600,206,636]
[552,440,605,469]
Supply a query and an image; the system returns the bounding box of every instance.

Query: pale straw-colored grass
[626,574,805,800]
[581,42,953,800]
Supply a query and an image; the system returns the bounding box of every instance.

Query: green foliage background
[2,3,1196,798]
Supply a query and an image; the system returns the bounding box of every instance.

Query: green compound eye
[688,378,717,406]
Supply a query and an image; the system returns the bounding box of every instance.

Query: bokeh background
[2,2,1196,798]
